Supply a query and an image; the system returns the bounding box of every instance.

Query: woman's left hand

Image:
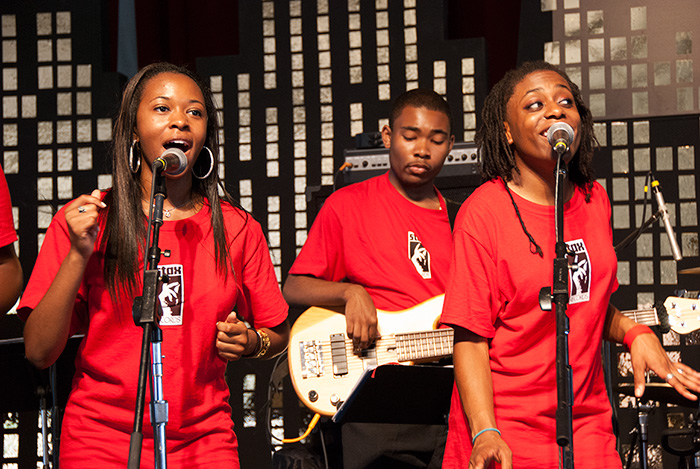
[215,312,255,361]
[630,332,700,400]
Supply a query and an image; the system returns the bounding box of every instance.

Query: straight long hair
[99,62,243,301]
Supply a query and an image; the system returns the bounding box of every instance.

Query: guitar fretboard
[395,328,453,361]
[621,308,659,327]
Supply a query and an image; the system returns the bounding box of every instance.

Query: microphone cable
[263,351,324,445]
[614,171,652,253]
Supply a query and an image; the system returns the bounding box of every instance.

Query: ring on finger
[665,372,674,382]
[78,206,86,213]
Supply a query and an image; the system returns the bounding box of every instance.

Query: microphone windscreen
[159,148,187,176]
[546,122,575,146]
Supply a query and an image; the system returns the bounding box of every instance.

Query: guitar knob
[330,394,340,406]
[308,390,318,402]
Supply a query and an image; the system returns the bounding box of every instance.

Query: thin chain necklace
[155,199,194,218]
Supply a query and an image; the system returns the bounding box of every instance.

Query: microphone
[547,122,575,155]
[152,148,188,176]
[651,175,682,261]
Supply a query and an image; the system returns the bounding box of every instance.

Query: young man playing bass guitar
[283,88,456,469]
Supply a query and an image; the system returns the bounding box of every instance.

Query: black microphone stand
[539,152,574,468]
[127,167,169,469]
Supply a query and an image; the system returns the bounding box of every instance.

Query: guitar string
[305,338,454,352]
[306,336,454,372]
[305,329,454,347]
[312,335,454,357]
[311,338,454,357]
[300,332,454,365]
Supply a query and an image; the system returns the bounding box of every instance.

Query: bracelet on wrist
[472,427,501,445]
[245,328,271,359]
[623,324,654,351]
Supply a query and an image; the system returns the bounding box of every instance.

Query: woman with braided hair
[440,61,700,468]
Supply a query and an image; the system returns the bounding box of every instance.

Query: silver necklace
[156,200,192,218]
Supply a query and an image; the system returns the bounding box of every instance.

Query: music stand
[330,364,452,469]
[332,364,453,425]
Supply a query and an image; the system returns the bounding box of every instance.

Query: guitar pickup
[299,340,324,379]
[330,333,349,376]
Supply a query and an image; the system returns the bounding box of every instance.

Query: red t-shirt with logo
[18,198,288,467]
[289,172,453,311]
[441,179,621,468]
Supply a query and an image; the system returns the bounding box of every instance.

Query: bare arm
[453,326,512,469]
[604,302,700,399]
[0,244,22,314]
[283,273,378,350]
[23,190,104,369]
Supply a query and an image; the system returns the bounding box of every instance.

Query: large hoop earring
[193,146,215,180]
[129,140,141,174]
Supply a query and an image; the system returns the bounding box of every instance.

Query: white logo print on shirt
[408,231,432,279]
[158,264,184,326]
[567,239,590,304]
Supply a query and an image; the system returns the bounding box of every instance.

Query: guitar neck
[620,307,659,327]
[395,328,454,362]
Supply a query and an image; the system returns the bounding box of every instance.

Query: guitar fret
[621,308,659,326]
[396,329,454,361]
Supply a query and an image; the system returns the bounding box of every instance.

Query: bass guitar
[288,295,452,416]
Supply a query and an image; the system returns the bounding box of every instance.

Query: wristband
[623,324,654,351]
[472,427,501,445]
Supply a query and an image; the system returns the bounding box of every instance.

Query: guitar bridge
[299,340,324,379]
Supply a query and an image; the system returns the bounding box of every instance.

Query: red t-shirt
[0,165,17,248]
[289,172,452,311]
[441,180,621,468]
[19,198,288,467]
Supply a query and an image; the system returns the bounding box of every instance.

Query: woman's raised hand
[65,189,105,258]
